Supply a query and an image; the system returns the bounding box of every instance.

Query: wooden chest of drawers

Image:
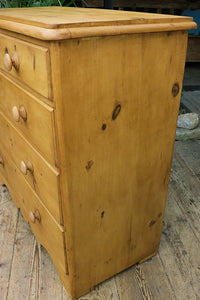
[0,7,196,299]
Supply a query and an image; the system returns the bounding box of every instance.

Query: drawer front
[0,33,52,99]
[0,73,56,166]
[0,148,67,275]
[0,112,62,224]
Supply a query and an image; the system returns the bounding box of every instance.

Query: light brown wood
[20,160,33,175]
[0,7,196,40]
[3,51,20,71]
[0,149,68,277]
[50,29,189,298]
[3,53,12,71]
[0,7,196,300]
[0,72,57,166]
[1,137,200,300]
[11,52,20,70]
[0,112,62,224]
[12,105,27,122]
[0,156,4,166]
[0,33,52,98]
[12,105,20,122]
[29,209,41,223]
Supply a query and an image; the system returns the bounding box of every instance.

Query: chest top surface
[0,7,196,41]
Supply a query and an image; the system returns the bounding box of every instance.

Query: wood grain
[0,8,196,40]
[0,200,19,300]
[51,30,188,298]
[0,112,62,224]
[159,185,200,299]
[0,72,57,166]
[0,7,196,299]
[0,7,194,29]
[0,154,68,278]
[1,137,200,299]
[0,33,52,98]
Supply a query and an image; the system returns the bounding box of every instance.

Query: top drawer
[0,33,52,99]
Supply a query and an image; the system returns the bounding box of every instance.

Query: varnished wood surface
[0,72,56,166]
[51,30,188,298]
[0,7,194,29]
[0,8,196,299]
[0,139,199,300]
[0,33,52,98]
[0,150,68,281]
[0,8,196,40]
[0,112,62,224]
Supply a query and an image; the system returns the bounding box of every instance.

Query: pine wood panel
[0,112,62,224]
[0,8,196,40]
[0,7,194,28]
[0,72,57,166]
[0,150,68,278]
[1,138,200,300]
[0,33,52,99]
[0,7,196,300]
[51,30,188,298]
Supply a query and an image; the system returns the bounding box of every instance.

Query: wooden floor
[1,138,200,299]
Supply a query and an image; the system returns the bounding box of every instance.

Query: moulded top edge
[0,7,197,40]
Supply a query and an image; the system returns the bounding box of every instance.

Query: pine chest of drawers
[0,7,196,299]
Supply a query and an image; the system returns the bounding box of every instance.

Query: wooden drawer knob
[12,52,20,70]
[12,105,27,122]
[0,156,4,166]
[4,53,12,71]
[4,52,20,71]
[29,209,41,223]
[20,160,34,175]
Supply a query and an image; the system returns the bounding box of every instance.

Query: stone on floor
[175,124,200,140]
[177,113,199,130]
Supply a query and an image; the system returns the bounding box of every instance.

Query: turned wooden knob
[29,209,41,223]
[20,160,34,175]
[12,106,20,122]
[12,52,20,70]
[12,105,27,122]
[3,52,20,71]
[0,156,4,166]
[4,53,12,71]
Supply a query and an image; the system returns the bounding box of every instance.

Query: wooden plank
[138,256,176,300]
[0,184,12,206]
[0,112,62,224]
[174,140,200,179]
[114,266,145,300]
[0,72,57,167]
[187,36,200,62]
[170,149,200,240]
[0,196,19,300]
[6,213,37,300]
[115,250,175,299]
[37,242,64,300]
[0,33,52,99]
[6,212,66,300]
[53,29,188,298]
[0,8,196,41]
[158,185,200,299]
[181,91,200,115]
[0,6,193,28]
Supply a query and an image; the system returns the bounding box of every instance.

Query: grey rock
[175,124,200,141]
[177,113,199,130]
